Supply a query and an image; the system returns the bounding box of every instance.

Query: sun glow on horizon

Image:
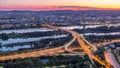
[0,0,120,10]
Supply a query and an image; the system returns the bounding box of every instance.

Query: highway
[0,24,117,68]
[80,34,97,52]
[42,24,112,68]
[42,24,97,52]
[63,35,78,53]
[94,39,120,46]
[0,30,85,61]
[63,35,88,55]
[0,46,81,61]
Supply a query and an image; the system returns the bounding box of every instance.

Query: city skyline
[0,0,120,11]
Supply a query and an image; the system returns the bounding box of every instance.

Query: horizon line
[0,6,120,11]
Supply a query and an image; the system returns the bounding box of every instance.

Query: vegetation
[0,55,94,68]
[0,43,2,49]
[0,30,67,40]
[74,26,120,33]
[1,33,9,41]
[0,35,73,56]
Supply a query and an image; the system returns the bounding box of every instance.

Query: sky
[0,0,120,10]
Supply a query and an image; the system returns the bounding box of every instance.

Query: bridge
[42,24,112,68]
[0,24,118,68]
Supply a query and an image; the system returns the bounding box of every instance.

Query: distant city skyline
[0,0,120,10]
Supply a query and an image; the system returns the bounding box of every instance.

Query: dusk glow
[0,0,120,68]
[0,0,120,10]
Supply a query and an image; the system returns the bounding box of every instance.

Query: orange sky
[0,0,120,10]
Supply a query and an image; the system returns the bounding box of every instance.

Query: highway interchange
[1,24,120,68]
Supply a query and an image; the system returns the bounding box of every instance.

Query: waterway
[0,25,104,34]
[0,34,67,51]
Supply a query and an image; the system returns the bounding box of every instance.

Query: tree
[0,43,2,49]
[1,33,9,40]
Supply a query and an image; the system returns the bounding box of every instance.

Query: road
[0,24,116,68]
[63,35,80,53]
[0,30,85,61]
[42,24,97,52]
[94,39,120,46]
[42,24,112,68]
[0,46,81,61]
[63,35,88,55]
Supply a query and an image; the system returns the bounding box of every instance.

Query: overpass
[0,32,85,61]
[0,24,116,68]
[42,24,112,68]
